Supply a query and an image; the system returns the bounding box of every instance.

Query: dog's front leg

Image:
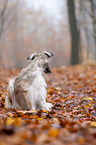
[26,90,36,110]
[26,99,36,110]
[31,103,36,110]
[44,102,53,111]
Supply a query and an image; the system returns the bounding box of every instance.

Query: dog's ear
[27,53,38,60]
[43,51,54,58]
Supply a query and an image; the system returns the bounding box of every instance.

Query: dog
[5,51,54,111]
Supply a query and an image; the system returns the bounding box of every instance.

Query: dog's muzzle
[44,65,51,74]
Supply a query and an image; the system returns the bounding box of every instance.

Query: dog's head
[27,51,54,74]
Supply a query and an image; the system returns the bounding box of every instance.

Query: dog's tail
[5,78,15,109]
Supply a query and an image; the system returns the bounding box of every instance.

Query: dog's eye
[43,63,48,67]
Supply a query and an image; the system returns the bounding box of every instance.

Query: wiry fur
[5,52,53,111]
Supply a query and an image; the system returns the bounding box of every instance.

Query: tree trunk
[67,0,79,65]
[79,0,96,63]
[91,0,96,59]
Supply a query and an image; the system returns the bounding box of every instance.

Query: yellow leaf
[48,128,59,137]
[90,121,96,127]
[42,110,47,113]
[37,118,43,121]
[6,117,21,127]
[67,96,71,100]
[33,116,38,119]
[84,105,88,108]
[84,97,93,101]
[37,116,46,121]
[84,104,91,108]
[78,137,85,144]
[6,117,13,125]
[88,103,92,107]
[0,141,6,145]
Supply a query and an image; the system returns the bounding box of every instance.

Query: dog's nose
[44,66,51,74]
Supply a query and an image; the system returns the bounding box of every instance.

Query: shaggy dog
[5,51,53,111]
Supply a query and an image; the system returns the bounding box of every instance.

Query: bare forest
[0,0,96,68]
[0,1,96,145]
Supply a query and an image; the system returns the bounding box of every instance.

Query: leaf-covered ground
[0,65,96,145]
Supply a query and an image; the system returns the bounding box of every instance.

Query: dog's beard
[44,65,51,74]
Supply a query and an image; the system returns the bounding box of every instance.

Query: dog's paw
[44,102,53,111]
[46,102,53,108]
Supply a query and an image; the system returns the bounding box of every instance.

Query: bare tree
[0,0,71,68]
[67,0,79,64]
[0,0,9,40]
[91,0,96,59]
[78,0,96,63]
[0,0,8,65]
[0,0,19,67]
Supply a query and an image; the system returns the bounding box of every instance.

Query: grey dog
[5,51,54,111]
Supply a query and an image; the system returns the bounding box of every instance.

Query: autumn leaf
[0,65,96,145]
[78,137,86,144]
[48,127,59,137]
[37,116,46,121]
[84,103,92,108]
[6,117,22,127]
[90,121,96,127]
[84,97,93,101]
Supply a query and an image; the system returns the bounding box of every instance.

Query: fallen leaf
[6,117,22,127]
[84,97,93,101]
[78,137,86,144]
[84,103,92,108]
[48,127,59,137]
[90,121,96,127]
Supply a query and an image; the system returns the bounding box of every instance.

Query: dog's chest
[32,74,47,89]
[23,71,47,91]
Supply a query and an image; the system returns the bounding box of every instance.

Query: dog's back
[5,78,15,108]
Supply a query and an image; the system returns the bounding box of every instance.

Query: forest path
[0,65,96,145]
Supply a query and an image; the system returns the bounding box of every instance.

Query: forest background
[0,0,96,68]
